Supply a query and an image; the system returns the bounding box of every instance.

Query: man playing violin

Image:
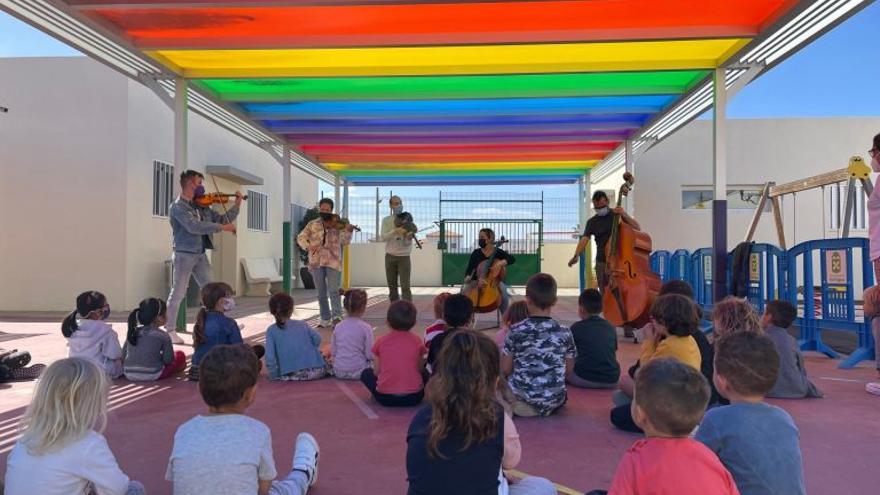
[297,198,354,327]
[463,228,516,314]
[568,190,641,292]
[379,195,416,302]
[166,170,242,344]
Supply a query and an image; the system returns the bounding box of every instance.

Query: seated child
[426,294,474,373]
[189,282,264,381]
[330,289,374,380]
[615,294,702,406]
[360,300,427,407]
[501,273,575,418]
[0,348,45,382]
[62,290,123,378]
[862,285,880,395]
[494,300,529,351]
[167,344,320,495]
[762,300,823,399]
[4,357,145,495]
[266,293,329,381]
[611,281,725,433]
[407,330,555,495]
[696,332,806,495]
[567,289,619,389]
[123,297,186,381]
[592,358,738,495]
[424,292,451,348]
[712,297,763,339]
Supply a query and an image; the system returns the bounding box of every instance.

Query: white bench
[241,258,287,296]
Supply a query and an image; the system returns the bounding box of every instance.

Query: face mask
[221,297,236,312]
[478,239,488,248]
[392,205,403,215]
[595,206,610,216]
[319,212,334,221]
[872,155,880,173]
[101,306,111,320]
[193,185,206,198]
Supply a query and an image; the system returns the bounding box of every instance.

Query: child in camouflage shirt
[501,273,576,417]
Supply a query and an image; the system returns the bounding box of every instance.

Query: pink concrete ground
[1,288,878,494]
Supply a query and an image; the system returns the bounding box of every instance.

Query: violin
[464,237,509,314]
[394,212,422,249]
[322,213,361,232]
[602,172,662,328]
[194,192,247,208]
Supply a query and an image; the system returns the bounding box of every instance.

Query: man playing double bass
[568,190,641,292]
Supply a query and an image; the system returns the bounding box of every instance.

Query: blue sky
[2,3,878,198]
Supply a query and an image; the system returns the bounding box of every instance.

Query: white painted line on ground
[335,380,379,420]
[818,376,865,383]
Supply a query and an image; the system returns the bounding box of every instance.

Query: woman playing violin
[296,198,355,327]
[463,228,516,314]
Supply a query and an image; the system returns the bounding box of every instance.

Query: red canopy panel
[75,0,797,49]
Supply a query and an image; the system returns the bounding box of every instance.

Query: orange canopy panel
[78,0,796,49]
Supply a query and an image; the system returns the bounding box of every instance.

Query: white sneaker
[293,432,320,486]
[167,331,184,345]
[318,319,332,328]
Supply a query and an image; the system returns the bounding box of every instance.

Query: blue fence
[649,238,875,368]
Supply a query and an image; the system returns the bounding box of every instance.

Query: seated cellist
[462,228,516,314]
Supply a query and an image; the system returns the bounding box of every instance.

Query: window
[827,182,867,231]
[681,186,770,211]
[247,190,269,232]
[152,160,174,217]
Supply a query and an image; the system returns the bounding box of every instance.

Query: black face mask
[319,212,334,221]
[478,239,488,248]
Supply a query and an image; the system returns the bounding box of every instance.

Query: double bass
[602,172,662,328]
[464,237,509,313]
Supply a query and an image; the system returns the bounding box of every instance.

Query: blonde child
[712,297,763,339]
[123,298,186,381]
[495,300,529,350]
[62,290,123,378]
[4,357,145,495]
[424,292,451,347]
[266,292,329,381]
[330,289,374,380]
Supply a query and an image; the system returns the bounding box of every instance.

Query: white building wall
[593,117,880,253]
[0,57,129,311]
[0,57,317,311]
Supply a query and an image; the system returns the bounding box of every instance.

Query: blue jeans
[312,266,341,321]
[166,251,213,333]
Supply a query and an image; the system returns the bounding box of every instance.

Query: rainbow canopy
[25,0,847,184]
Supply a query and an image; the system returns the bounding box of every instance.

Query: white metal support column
[334,176,341,210]
[712,68,729,303]
[578,173,588,291]
[173,77,189,330]
[624,139,635,215]
[282,144,293,294]
[173,77,188,198]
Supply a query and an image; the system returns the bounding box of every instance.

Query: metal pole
[712,68,729,303]
[578,175,586,292]
[625,138,635,215]
[342,180,350,290]
[334,176,341,210]
[173,77,189,331]
[282,144,293,294]
[375,187,380,242]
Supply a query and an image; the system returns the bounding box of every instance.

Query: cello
[464,237,509,313]
[602,172,662,328]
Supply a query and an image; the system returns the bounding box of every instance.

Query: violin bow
[211,175,236,236]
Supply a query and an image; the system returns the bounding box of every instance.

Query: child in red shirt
[360,300,427,407]
[589,358,739,495]
[424,292,451,348]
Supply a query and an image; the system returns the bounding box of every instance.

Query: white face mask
[221,297,236,312]
[595,206,610,216]
[871,155,880,173]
